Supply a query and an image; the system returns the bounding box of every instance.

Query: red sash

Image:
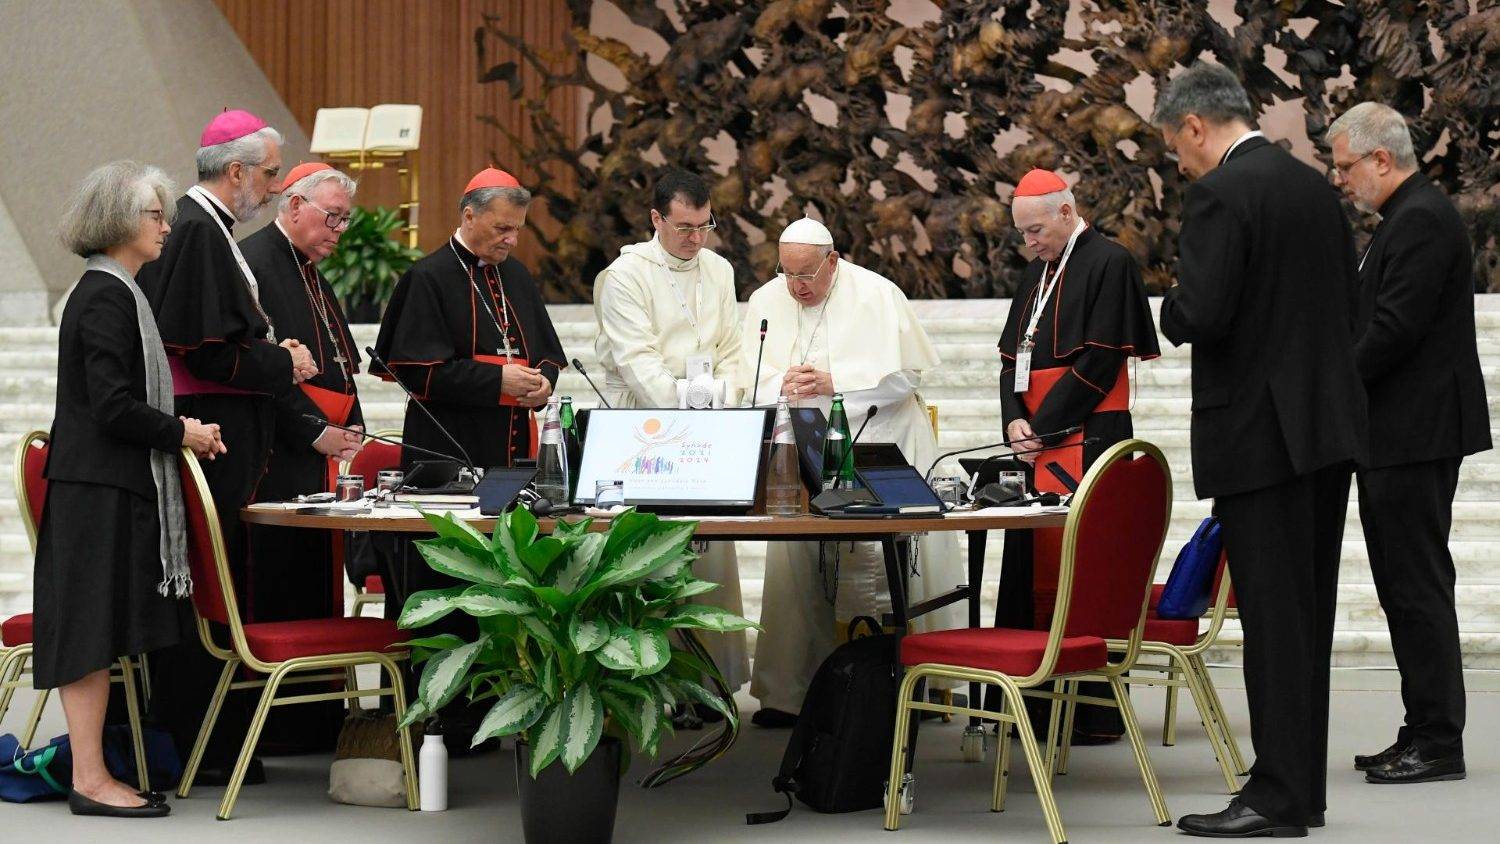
[169,356,261,397]
[474,354,538,459]
[300,382,356,427]
[1020,363,1130,627]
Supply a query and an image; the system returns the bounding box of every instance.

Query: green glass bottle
[560,396,581,500]
[821,393,856,490]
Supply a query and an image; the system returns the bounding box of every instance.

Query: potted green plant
[396,507,756,842]
[320,206,423,322]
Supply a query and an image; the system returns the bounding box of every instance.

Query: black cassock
[373,236,565,742]
[138,192,297,768]
[241,222,366,751]
[994,226,1159,735]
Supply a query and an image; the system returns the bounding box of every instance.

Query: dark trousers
[1357,457,1465,757]
[1216,462,1351,825]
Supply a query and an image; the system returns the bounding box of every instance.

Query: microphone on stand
[833,405,879,491]
[921,424,1083,482]
[748,319,768,407]
[363,345,481,488]
[571,358,612,409]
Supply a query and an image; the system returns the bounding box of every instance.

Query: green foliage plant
[396,507,757,777]
[320,206,423,313]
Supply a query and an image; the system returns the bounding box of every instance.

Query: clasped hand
[314,423,363,462]
[280,338,319,384]
[503,364,552,408]
[781,365,833,399]
[1006,418,1042,464]
[180,417,227,460]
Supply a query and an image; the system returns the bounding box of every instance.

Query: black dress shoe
[1177,799,1307,838]
[1308,813,1324,828]
[1354,738,1410,771]
[751,708,797,728]
[68,789,171,818]
[1365,747,1465,784]
[191,757,266,787]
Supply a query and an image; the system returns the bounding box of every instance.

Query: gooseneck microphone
[831,405,878,492]
[364,345,481,483]
[571,358,612,409]
[921,424,1083,482]
[748,318,769,407]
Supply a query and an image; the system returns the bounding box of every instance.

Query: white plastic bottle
[419,720,448,811]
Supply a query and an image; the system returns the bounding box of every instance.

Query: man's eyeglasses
[1331,152,1373,181]
[777,252,832,283]
[1161,123,1185,163]
[657,211,717,236]
[302,198,352,231]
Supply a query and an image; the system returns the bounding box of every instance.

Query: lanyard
[1021,218,1087,348]
[187,186,277,341]
[654,237,701,337]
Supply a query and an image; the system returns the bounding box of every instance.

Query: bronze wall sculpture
[476,1,1498,302]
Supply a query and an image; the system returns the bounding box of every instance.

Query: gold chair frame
[340,430,402,618]
[883,439,1174,844]
[0,431,151,790]
[173,448,417,818]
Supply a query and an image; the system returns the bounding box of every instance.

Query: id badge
[1014,344,1032,393]
[685,353,713,379]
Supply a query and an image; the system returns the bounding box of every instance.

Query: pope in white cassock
[743,216,965,724]
[592,169,749,693]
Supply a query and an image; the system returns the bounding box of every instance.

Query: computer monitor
[572,408,769,509]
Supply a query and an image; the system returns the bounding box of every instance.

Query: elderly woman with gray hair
[34,161,225,817]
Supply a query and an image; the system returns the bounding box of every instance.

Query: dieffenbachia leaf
[421,509,491,552]
[472,682,549,746]
[595,629,642,672]
[553,532,606,594]
[416,541,507,587]
[662,604,759,632]
[569,617,609,654]
[528,701,566,778]
[559,683,605,773]
[599,521,697,586]
[396,586,467,629]
[452,584,536,617]
[416,636,487,713]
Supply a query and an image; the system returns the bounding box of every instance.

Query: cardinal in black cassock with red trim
[240,162,367,751]
[137,110,313,779]
[995,169,1160,739]
[373,167,565,745]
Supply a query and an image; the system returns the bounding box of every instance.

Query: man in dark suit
[1154,63,1367,837]
[1328,101,1487,785]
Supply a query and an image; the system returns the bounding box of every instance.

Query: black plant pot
[514,737,622,844]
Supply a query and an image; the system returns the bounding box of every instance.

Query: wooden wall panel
[214,0,578,267]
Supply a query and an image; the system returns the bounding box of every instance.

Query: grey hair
[60,161,177,257]
[278,168,358,212]
[1020,187,1078,217]
[195,125,284,181]
[1152,62,1255,129]
[1327,102,1417,169]
[459,185,532,214]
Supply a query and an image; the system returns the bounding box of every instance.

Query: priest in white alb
[593,168,749,699]
[742,216,965,726]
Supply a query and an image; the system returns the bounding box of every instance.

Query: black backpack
[746,617,905,824]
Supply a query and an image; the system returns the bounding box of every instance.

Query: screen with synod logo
[572,408,769,508]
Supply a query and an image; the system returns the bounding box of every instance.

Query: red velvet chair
[0,432,152,791]
[341,431,401,618]
[883,439,1173,844]
[173,448,417,818]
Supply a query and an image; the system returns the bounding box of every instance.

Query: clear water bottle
[765,396,803,516]
[535,396,569,504]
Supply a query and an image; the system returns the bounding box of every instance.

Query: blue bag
[1157,516,1223,620]
[0,733,71,802]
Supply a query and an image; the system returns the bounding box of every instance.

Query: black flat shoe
[139,790,167,805]
[1177,799,1307,838]
[751,708,797,728]
[191,757,266,787]
[68,789,170,818]
[1354,738,1410,771]
[1365,747,1465,784]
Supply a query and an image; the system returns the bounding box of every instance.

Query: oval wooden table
[242,504,1069,782]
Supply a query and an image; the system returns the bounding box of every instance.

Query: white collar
[453,228,490,267]
[191,184,236,222]
[1222,130,1266,164]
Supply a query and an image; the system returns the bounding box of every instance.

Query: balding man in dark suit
[1154,63,1367,838]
